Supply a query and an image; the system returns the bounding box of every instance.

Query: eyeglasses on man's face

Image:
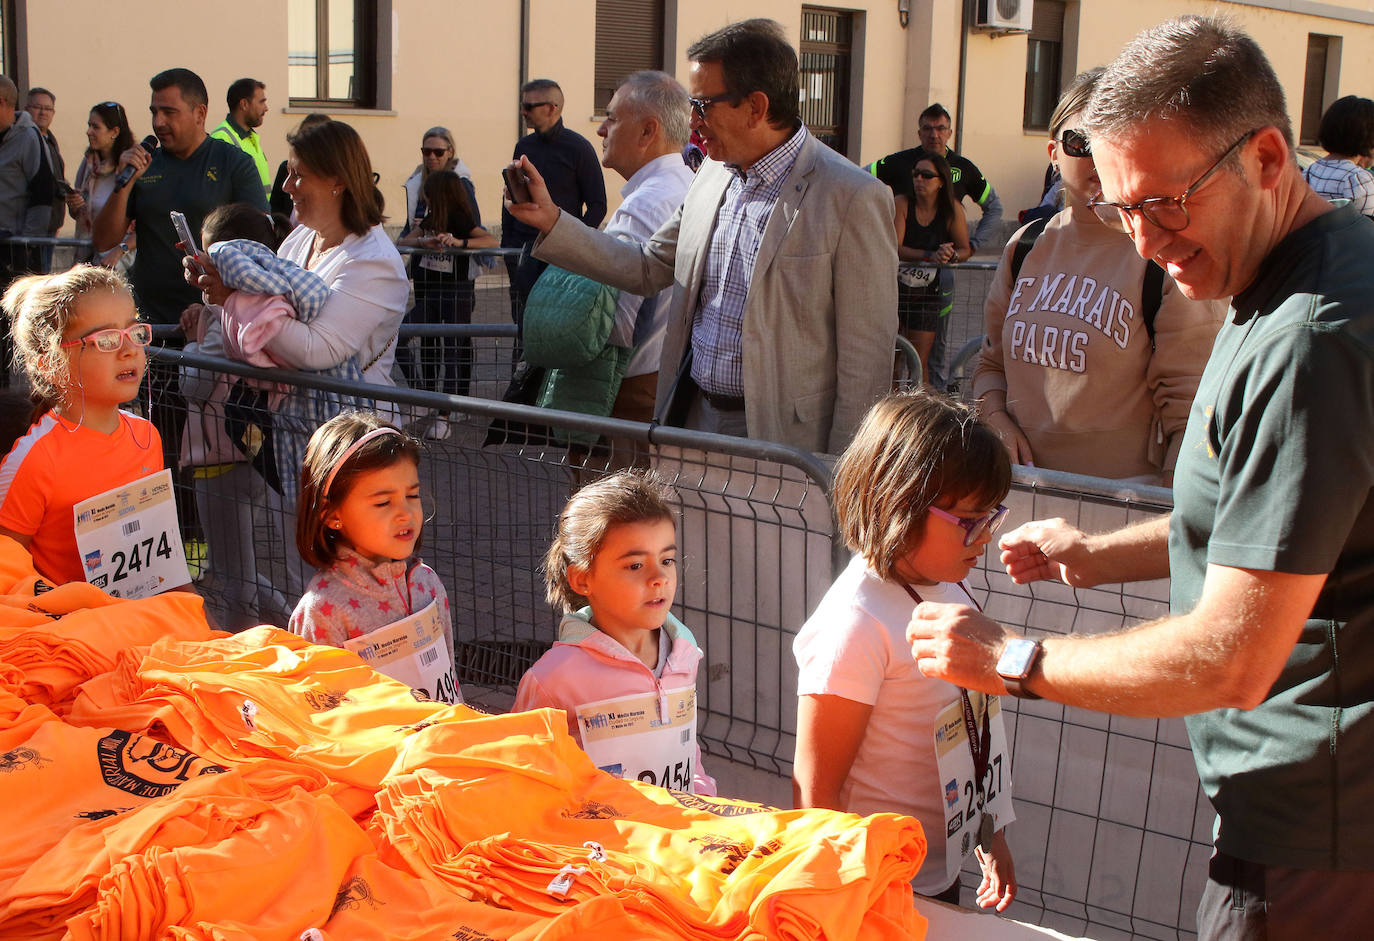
[927,504,1010,547]
[61,322,153,353]
[1088,129,1257,233]
[688,93,736,121]
[520,100,555,113]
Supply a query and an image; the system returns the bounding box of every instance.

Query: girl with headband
[289,412,462,704]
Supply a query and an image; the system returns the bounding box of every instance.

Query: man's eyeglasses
[520,101,555,112]
[420,147,449,158]
[1058,129,1091,159]
[919,124,951,135]
[1088,129,1257,233]
[60,323,153,353]
[928,504,1009,547]
[913,169,940,180]
[689,93,736,121]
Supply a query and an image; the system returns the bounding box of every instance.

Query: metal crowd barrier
[971,471,1206,940]
[148,348,1206,939]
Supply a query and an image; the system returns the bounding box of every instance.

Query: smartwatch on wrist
[996,638,1043,699]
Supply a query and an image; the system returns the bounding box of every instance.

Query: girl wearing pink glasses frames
[0,265,162,586]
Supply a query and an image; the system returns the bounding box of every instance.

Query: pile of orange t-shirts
[373,707,925,940]
[67,626,483,817]
[0,539,929,939]
[0,541,213,711]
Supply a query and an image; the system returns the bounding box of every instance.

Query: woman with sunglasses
[401,127,482,240]
[0,266,162,586]
[68,102,136,267]
[893,152,971,382]
[972,68,1225,485]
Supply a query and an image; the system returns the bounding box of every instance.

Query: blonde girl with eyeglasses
[0,265,161,584]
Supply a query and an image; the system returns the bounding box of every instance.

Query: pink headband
[323,427,402,499]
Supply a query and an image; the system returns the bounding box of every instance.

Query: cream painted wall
[24,1,527,238]
[957,0,1374,228]
[23,0,1374,238]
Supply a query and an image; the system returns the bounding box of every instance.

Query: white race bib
[73,469,190,599]
[898,265,939,288]
[932,694,1015,881]
[418,252,454,274]
[343,600,462,704]
[575,685,698,792]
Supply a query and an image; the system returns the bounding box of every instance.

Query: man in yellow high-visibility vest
[210,78,270,202]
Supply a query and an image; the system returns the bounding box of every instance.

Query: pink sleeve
[693,743,717,796]
[223,294,298,366]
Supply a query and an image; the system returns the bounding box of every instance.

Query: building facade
[3,0,1372,235]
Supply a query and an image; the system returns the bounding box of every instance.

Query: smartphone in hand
[170,210,204,273]
[502,166,532,204]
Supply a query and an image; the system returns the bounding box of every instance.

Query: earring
[331,188,340,197]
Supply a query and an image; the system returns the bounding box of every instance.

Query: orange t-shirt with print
[0,410,162,585]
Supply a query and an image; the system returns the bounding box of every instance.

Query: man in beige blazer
[505,19,897,455]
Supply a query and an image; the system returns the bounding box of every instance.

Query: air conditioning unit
[975,0,1034,32]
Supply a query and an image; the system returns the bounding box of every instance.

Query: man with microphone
[94,67,265,328]
[93,68,265,487]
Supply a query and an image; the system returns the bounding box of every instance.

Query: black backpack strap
[1010,216,1050,282]
[1141,261,1165,349]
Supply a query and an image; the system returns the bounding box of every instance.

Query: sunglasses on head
[60,322,153,353]
[913,169,940,180]
[420,147,449,158]
[1059,129,1091,158]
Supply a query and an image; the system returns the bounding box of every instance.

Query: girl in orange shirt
[0,266,162,584]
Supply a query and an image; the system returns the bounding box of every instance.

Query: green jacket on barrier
[210,116,271,201]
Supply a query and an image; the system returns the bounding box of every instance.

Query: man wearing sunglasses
[506,19,896,455]
[499,78,606,323]
[909,16,1374,938]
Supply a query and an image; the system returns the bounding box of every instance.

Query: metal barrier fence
[972,473,1206,940]
[149,349,1205,940]
[16,239,1205,939]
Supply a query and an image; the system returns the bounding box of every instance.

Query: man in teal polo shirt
[907,15,1373,939]
[211,77,271,201]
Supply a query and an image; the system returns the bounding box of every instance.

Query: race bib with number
[73,469,190,600]
[418,252,454,274]
[343,600,462,704]
[898,265,939,288]
[932,694,1014,881]
[574,685,698,792]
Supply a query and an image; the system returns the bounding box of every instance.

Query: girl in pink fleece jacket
[514,470,716,795]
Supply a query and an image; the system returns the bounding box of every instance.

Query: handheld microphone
[115,136,159,189]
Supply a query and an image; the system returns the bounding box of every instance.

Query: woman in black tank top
[893,154,971,383]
